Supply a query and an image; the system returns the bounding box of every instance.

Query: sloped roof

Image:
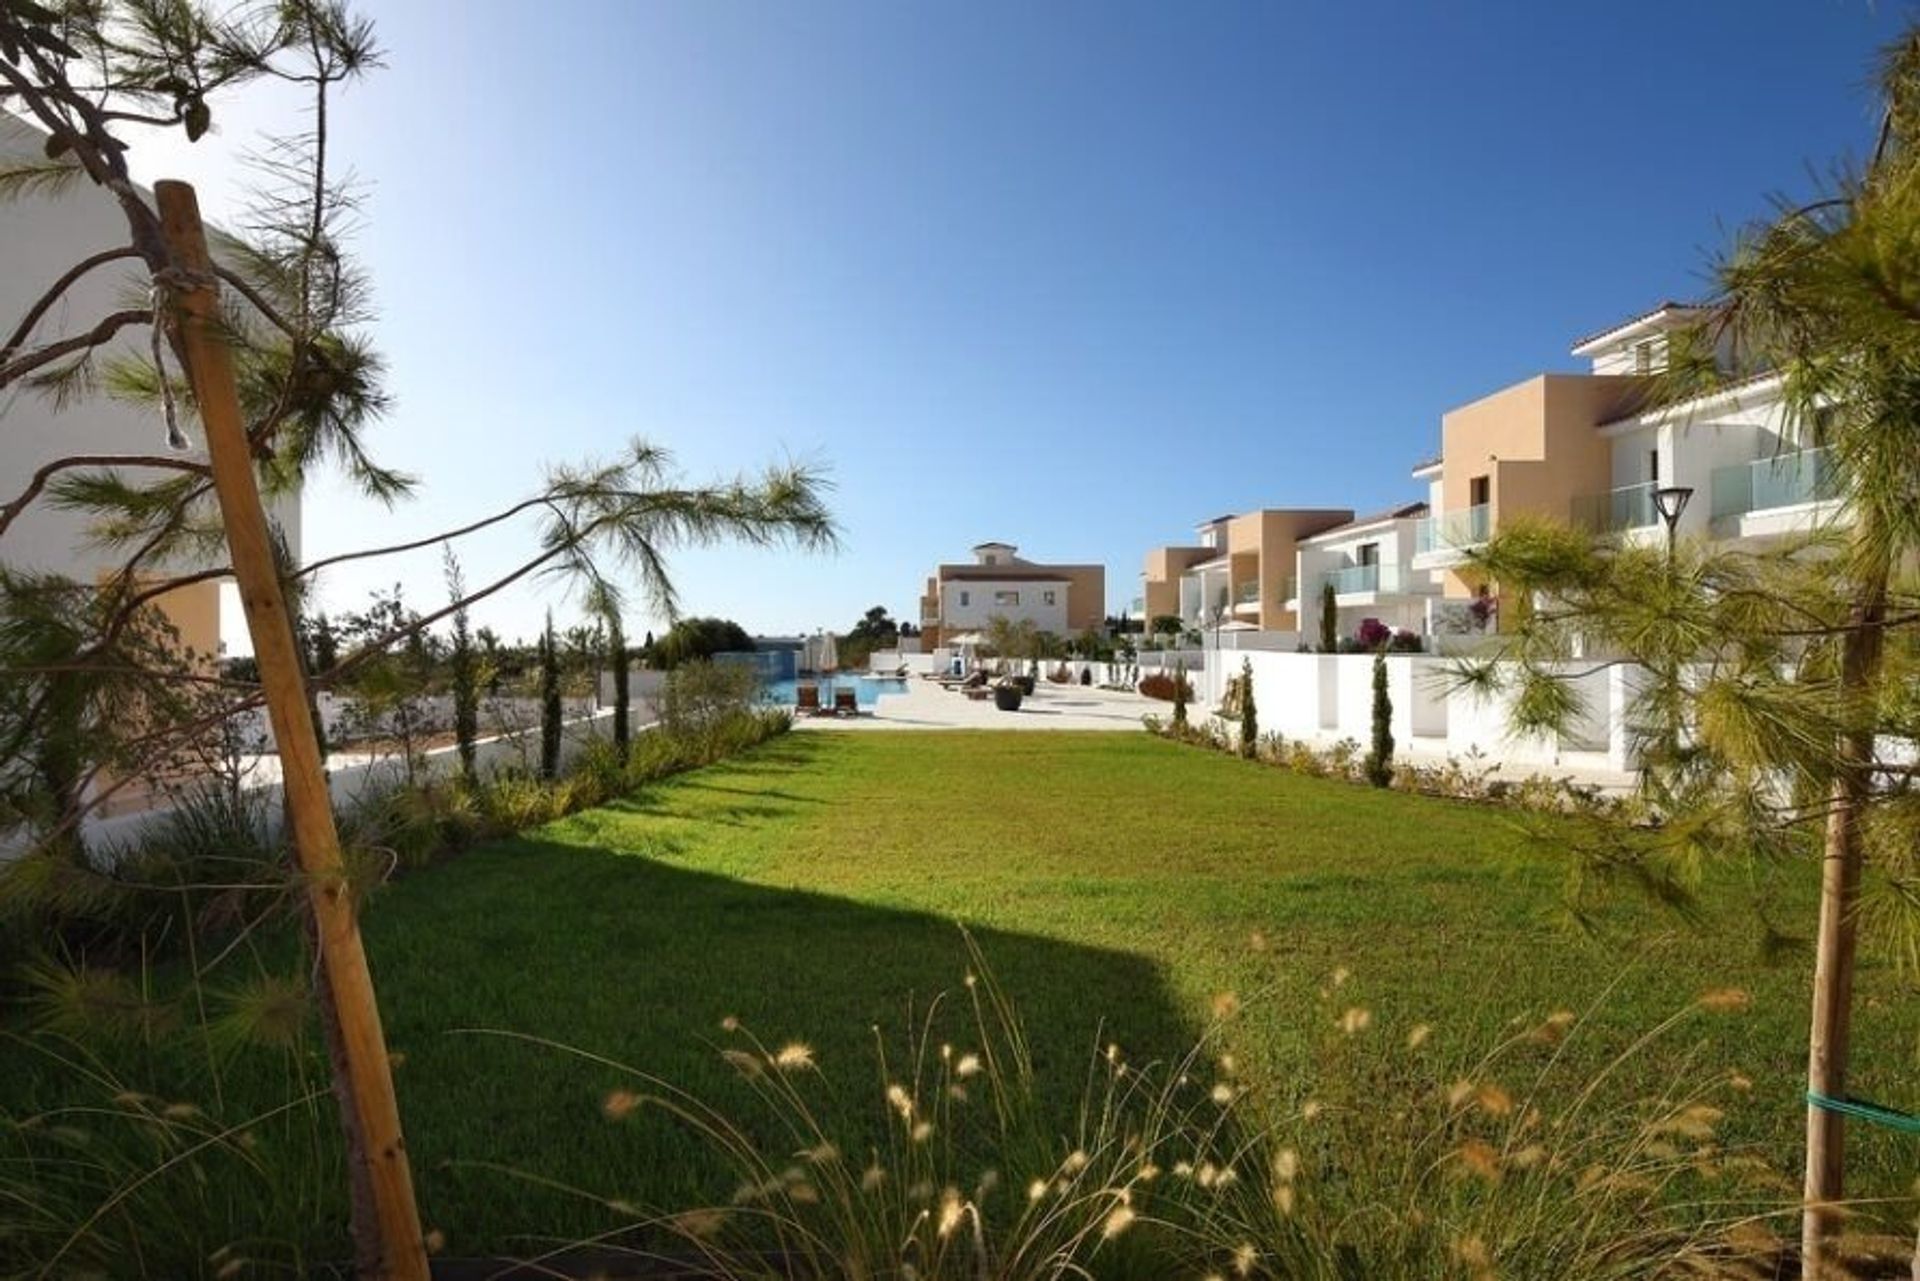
[1569,300,1705,354]
[1303,501,1429,541]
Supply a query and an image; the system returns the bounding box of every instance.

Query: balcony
[1233,580,1261,606]
[1320,562,1419,596]
[1413,503,1491,556]
[1571,481,1658,535]
[1711,448,1839,520]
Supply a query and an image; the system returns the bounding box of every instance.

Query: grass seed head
[1455,1139,1502,1183]
[772,1042,816,1072]
[1696,987,1752,1013]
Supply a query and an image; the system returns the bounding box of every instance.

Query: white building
[919,542,1106,646]
[1290,501,1443,643]
[0,114,300,659]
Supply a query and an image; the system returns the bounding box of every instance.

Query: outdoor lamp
[1651,485,1695,557]
[1651,485,1694,527]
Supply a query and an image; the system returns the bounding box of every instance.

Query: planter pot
[993,685,1024,712]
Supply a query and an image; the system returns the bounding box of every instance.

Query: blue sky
[137,0,1910,646]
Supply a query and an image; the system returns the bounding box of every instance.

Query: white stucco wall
[939,578,1071,633]
[0,116,301,592]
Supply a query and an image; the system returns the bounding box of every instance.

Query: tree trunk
[304,889,383,1276]
[1801,578,1885,1278]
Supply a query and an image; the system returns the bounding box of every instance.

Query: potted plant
[993,680,1024,711]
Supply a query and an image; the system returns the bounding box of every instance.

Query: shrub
[1137,671,1194,703]
[1,783,287,979]
[1388,627,1423,653]
[1356,616,1392,651]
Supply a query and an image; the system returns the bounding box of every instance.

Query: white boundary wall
[19,710,637,862]
[1206,652,1646,778]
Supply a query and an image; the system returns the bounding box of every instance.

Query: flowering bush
[1355,617,1392,650]
[1138,671,1194,702]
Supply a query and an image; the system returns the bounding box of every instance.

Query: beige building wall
[1437,374,1639,598]
[152,578,223,661]
[1141,546,1211,623]
[1059,565,1106,634]
[1224,509,1351,629]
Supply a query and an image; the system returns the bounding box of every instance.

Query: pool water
[764,674,908,710]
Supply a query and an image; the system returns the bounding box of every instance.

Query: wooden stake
[154,180,428,1281]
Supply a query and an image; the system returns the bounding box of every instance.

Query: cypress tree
[445,553,478,785]
[609,612,630,759]
[539,612,562,780]
[1364,652,1393,787]
[1319,579,1338,652]
[1238,656,1257,758]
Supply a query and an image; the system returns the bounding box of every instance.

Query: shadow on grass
[360,746,1199,1257]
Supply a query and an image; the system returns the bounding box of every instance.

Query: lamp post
[1651,485,1694,560]
[1649,484,1695,779]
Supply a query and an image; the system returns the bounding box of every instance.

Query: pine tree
[539,612,562,781]
[1364,652,1393,787]
[1450,38,1920,1264]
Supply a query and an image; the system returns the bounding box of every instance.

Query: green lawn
[6,729,1917,1266]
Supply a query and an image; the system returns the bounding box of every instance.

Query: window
[1469,475,1490,507]
[1632,339,1656,374]
[958,590,970,607]
[1649,448,1660,484]
[1043,590,1056,606]
[994,590,1020,607]
[1357,542,1379,567]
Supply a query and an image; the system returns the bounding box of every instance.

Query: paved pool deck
[793,678,1164,730]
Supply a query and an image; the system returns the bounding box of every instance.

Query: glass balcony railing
[1414,503,1491,555]
[1322,563,1408,595]
[1571,481,1659,534]
[1233,581,1261,606]
[1710,448,1839,520]
[1277,577,1297,604]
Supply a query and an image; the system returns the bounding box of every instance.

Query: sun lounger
[833,688,859,716]
[795,683,822,715]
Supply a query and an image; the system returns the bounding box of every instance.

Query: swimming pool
[764,674,909,710]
